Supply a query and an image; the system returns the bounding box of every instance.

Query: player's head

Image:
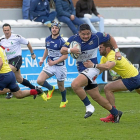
[99,40,113,56]
[2,23,12,38]
[79,24,92,42]
[51,21,61,36]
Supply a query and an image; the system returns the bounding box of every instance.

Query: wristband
[93,64,97,68]
[31,52,34,55]
[68,48,71,54]
[115,48,120,52]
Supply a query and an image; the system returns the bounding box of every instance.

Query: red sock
[30,89,38,95]
[113,106,116,108]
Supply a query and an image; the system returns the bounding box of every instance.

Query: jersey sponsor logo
[64,42,70,46]
[11,42,13,45]
[89,41,93,45]
[50,41,54,43]
[54,44,57,48]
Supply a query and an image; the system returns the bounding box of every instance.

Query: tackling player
[83,40,140,122]
[60,24,122,123]
[37,21,68,107]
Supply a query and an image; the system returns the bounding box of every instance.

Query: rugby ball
[69,41,81,59]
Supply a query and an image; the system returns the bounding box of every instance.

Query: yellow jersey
[100,50,138,78]
[0,46,12,74]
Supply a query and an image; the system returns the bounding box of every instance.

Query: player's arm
[0,57,3,70]
[52,54,68,65]
[83,60,116,73]
[27,42,36,59]
[110,35,121,60]
[39,49,48,66]
[96,61,116,71]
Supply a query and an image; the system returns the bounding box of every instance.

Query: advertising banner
[19,48,104,90]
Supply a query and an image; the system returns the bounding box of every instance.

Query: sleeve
[76,2,84,17]
[107,54,117,63]
[56,0,71,18]
[71,1,76,15]
[63,36,75,48]
[100,57,104,64]
[96,32,110,46]
[91,0,99,16]
[17,35,28,45]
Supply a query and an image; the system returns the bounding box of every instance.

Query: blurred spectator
[55,0,84,35]
[30,0,57,27]
[22,0,30,19]
[76,0,104,33]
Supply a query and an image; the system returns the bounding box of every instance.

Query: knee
[104,84,111,94]
[71,81,79,91]
[16,78,23,84]
[37,79,44,86]
[99,17,104,21]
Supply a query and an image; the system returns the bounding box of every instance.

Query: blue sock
[109,106,118,116]
[42,81,53,90]
[82,96,91,106]
[61,90,66,102]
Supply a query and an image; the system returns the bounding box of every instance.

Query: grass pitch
[0,88,140,140]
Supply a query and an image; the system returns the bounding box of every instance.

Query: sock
[109,106,118,116]
[30,89,38,95]
[82,96,91,106]
[42,81,53,90]
[21,78,35,89]
[61,89,66,102]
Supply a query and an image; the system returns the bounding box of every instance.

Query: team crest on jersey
[54,44,57,48]
[46,42,50,46]
[103,32,107,37]
[64,42,70,46]
[89,41,93,45]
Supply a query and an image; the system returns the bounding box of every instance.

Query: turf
[0,88,140,140]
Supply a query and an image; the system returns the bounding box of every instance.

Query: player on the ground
[0,45,45,99]
[83,40,140,122]
[37,21,68,107]
[60,24,122,123]
[0,23,46,100]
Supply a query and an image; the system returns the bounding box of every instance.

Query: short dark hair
[79,24,91,31]
[2,23,11,29]
[102,40,114,50]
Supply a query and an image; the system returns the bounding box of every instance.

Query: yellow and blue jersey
[100,50,138,78]
[0,46,12,74]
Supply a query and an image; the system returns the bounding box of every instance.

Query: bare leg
[87,86,112,110]
[104,79,128,106]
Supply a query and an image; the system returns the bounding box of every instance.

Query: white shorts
[81,68,100,84]
[43,63,67,81]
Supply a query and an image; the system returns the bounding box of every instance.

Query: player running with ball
[61,24,122,123]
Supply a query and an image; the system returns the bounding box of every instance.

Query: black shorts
[84,77,98,91]
[8,56,22,71]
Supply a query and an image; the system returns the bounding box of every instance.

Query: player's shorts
[8,55,22,71]
[0,71,20,92]
[43,63,67,81]
[81,68,100,90]
[122,72,140,91]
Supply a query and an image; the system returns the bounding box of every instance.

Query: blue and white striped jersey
[45,35,65,66]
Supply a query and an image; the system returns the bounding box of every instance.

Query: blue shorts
[122,72,140,91]
[0,71,19,91]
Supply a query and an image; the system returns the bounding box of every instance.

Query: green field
[0,88,140,140]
